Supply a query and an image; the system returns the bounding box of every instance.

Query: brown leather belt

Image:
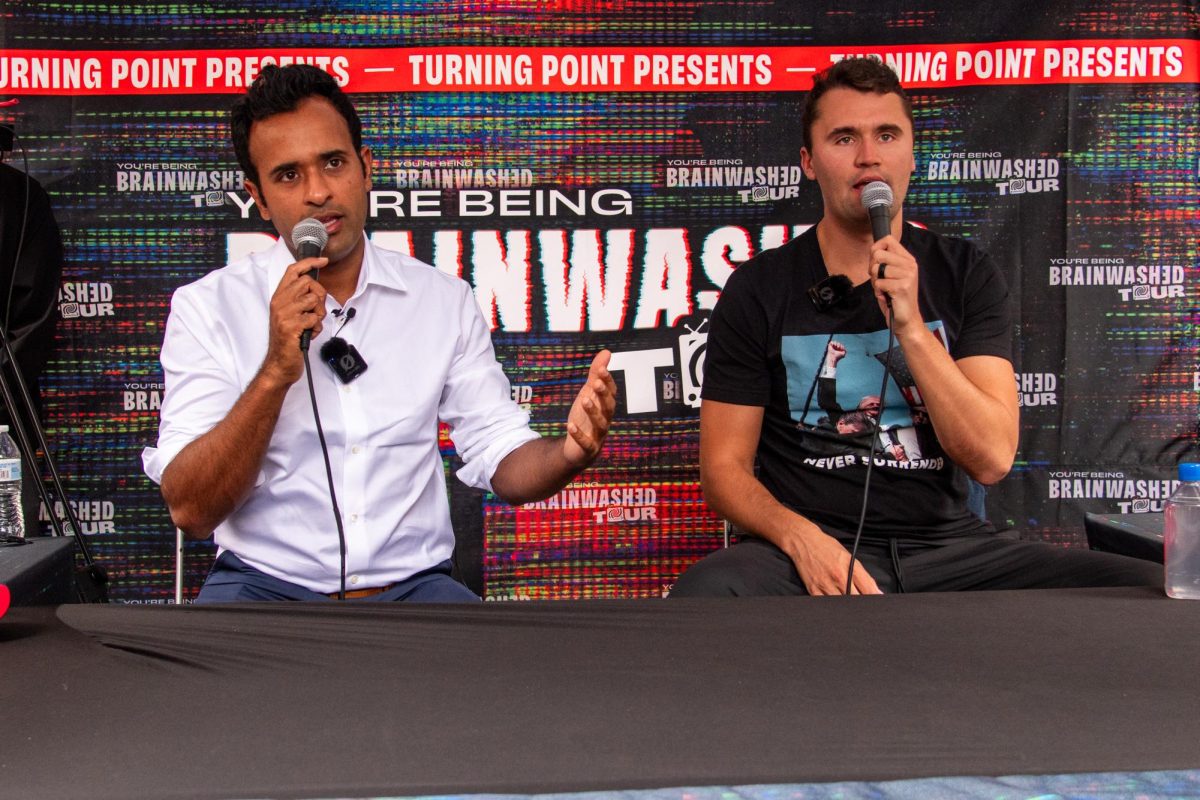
[327,583,397,600]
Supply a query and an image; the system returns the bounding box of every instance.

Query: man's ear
[360,146,373,190]
[800,147,815,180]
[244,179,271,221]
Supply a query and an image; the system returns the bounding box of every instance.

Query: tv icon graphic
[678,319,708,410]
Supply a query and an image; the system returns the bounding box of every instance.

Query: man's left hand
[563,350,618,466]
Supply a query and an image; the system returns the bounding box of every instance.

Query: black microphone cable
[843,269,898,596]
[301,336,349,601]
[291,219,348,600]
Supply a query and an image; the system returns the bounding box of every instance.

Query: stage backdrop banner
[1,1,1196,602]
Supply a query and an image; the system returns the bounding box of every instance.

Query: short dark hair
[801,57,913,152]
[230,64,363,185]
[837,410,872,434]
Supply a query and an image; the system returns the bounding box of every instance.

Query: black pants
[669,534,1162,597]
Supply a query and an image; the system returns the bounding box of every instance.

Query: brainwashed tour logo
[664,158,805,203]
[1016,372,1058,407]
[1048,256,1184,301]
[58,281,114,318]
[114,161,244,207]
[524,484,659,524]
[394,158,533,190]
[510,384,533,412]
[925,152,1060,196]
[1047,470,1178,513]
[38,498,115,535]
[387,157,633,218]
[123,381,164,412]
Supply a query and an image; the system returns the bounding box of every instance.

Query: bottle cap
[1179,463,1200,482]
[0,425,7,434]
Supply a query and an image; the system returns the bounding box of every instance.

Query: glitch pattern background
[0,0,1196,601]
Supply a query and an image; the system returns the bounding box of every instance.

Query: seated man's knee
[670,552,743,597]
[670,539,803,597]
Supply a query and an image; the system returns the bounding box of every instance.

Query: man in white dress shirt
[144,65,617,602]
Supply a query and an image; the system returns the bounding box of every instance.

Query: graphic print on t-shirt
[782,323,948,466]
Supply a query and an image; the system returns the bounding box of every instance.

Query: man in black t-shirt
[670,58,1158,597]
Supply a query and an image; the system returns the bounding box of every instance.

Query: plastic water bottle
[1164,462,1200,599]
[0,425,24,539]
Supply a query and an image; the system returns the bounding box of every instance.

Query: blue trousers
[195,551,481,603]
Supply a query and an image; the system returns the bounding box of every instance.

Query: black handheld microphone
[291,218,328,351]
[861,181,894,309]
[292,217,328,269]
[861,181,893,242]
[842,183,899,596]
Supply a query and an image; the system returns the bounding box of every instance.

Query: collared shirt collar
[262,235,410,301]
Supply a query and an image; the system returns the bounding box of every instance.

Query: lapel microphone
[331,307,356,335]
[809,274,853,311]
[320,307,367,383]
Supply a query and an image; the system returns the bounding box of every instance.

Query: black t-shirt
[701,224,1012,541]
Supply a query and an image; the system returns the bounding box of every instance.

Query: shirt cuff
[141,444,179,485]
[455,426,541,494]
[143,440,268,488]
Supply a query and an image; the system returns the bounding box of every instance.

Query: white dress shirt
[143,238,538,593]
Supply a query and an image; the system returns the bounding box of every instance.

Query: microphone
[291,217,329,269]
[844,184,900,596]
[808,274,852,312]
[860,181,893,242]
[291,218,328,351]
[861,181,895,310]
[331,307,356,337]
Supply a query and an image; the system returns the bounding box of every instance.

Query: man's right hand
[701,398,885,597]
[265,258,328,383]
[781,522,883,596]
[823,340,847,372]
[161,258,328,539]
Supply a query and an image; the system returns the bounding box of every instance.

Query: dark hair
[230,64,363,185]
[801,57,913,152]
[837,410,871,434]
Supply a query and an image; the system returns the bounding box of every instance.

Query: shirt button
[350,575,360,585]
[350,513,359,523]
[351,446,361,455]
